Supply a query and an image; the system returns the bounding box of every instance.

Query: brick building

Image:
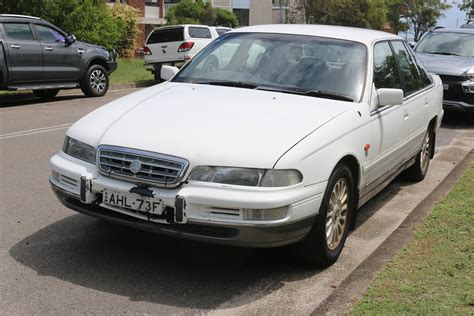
[106,0,296,47]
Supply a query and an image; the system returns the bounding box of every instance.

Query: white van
[144,25,231,80]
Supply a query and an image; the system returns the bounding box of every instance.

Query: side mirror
[161,65,179,81]
[377,88,404,108]
[66,34,76,45]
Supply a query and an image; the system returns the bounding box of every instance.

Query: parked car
[144,24,231,80]
[50,25,443,267]
[460,19,474,29]
[0,14,117,99]
[415,28,474,112]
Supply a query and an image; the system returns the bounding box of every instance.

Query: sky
[437,0,470,28]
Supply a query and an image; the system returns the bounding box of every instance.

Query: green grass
[110,58,153,84]
[352,164,474,315]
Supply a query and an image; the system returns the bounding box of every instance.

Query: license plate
[103,189,162,214]
[443,84,449,90]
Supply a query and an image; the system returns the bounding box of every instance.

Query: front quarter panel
[275,103,371,191]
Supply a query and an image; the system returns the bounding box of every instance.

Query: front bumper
[441,78,474,112]
[106,61,118,74]
[50,152,324,247]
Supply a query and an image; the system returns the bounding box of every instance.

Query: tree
[165,0,238,27]
[0,0,140,52]
[459,0,473,19]
[406,0,450,41]
[215,8,239,27]
[292,0,387,29]
[385,0,450,41]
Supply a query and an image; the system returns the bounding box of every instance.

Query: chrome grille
[97,145,189,187]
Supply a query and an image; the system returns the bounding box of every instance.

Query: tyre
[404,128,433,182]
[294,164,355,267]
[81,64,109,97]
[33,89,59,100]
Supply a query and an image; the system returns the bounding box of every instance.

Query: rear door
[34,23,81,81]
[145,26,185,63]
[2,22,43,83]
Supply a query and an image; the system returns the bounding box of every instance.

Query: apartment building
[106,0,295,46]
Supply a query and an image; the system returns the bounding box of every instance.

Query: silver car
[415,28,474,113]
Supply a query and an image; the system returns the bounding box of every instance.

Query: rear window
[216,28,230,36]
[147,27,184,44]
[188,27,212,39]
[3,23,34,41]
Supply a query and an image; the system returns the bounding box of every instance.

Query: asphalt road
[1,89,472,314]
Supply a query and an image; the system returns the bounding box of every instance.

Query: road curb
[312,149,474,316]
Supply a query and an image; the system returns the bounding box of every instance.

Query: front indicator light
[243,206,288,220]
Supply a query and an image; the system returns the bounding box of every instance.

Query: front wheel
[294,164,355,267]
[81,64,109,97]
[33,89,59,100]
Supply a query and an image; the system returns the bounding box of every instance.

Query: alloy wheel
[326,178,349,251]
[90,69,106,93]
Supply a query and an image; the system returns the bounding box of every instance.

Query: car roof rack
[0,14,41,20]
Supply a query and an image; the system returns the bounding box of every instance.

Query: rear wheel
[33,89,59,100]
[294,164,355,267]
[404,128,433,181]
[81,64,109,97]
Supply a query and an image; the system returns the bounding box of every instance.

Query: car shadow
[9,213,320,309]
[0,92,86,108]
[441,111,474,129]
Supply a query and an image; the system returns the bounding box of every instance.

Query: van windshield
[147,27,184,44]
[173,32,367,102]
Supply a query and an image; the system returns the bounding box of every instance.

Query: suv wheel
[294,164,354,267]
[33,89,59,100]
[81,64,109,97]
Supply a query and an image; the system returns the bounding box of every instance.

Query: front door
[366,41,409,184]
[34,24,81,81]
[3,22,43,84]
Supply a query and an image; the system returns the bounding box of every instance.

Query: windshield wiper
[427,51,462,57]
[192,80,260,89]
[258,86,354,102]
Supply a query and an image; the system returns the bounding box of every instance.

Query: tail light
[178,42,194,52]
[143,46,152,55]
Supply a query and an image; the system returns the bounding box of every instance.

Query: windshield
[415,32,474,58]
[172,33,367,102]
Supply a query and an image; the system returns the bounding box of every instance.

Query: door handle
[403,110,409,120]
[11,44,20,49]
[44,46,53,51]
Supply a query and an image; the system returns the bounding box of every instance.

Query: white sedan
[50,25,443,267]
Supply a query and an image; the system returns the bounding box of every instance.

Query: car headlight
[188,166,302,187]
[466,67,474,81]
[63,136,96,164]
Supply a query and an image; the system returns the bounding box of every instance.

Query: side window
[407,43,432,88]
[188,27,212,39]
[35,25,66,43]
[3,23,34,41]
[391,41,420,96]
[373,41,401,89]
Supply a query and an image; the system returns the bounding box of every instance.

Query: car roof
[431,27,474,34]
[0,14,43,22]
[230,24,401,44]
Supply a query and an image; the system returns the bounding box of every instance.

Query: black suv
[0,14,117,99]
